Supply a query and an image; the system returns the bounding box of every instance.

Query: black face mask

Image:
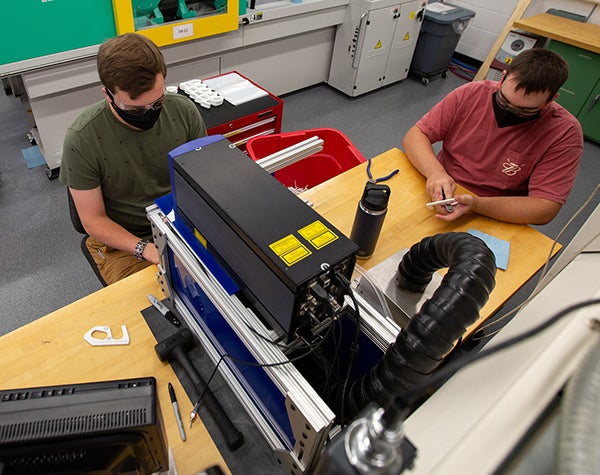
[492,91,540,128]
[111,103,162,131]
[105,89,163,131]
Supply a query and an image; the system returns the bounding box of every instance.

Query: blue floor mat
[21,145,45,169]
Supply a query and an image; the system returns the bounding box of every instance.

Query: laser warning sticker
[270,234,312,266]
[298,220,339,250]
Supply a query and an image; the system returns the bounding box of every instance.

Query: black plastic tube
[343,232,497,418]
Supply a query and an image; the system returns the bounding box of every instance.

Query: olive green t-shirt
[59,93,206,238]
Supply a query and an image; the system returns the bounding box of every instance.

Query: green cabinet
[576,79,600,143]
[548,40,600,143]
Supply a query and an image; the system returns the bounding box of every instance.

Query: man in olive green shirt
[60,33,206,284]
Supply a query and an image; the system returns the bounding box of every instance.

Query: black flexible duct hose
[342,232,497,419]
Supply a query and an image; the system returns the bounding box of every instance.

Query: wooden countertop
[514,13,600,54]
[0,147,561,473]
[300,148,559,335]
[0,266,229,475]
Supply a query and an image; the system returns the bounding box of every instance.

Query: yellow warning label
[298,220,339,250]
[403,32,410,41]
[270,234,311,266]
[410,11,416,19]
[375,40,382,49]
[194,228,207,248]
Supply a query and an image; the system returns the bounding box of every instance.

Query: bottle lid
[361,182,391,211]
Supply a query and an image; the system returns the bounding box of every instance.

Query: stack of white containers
[173,79,224,109]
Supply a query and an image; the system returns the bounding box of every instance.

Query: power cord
[334,270,362,428]
[190,281,344,425]
[189,337,330,426]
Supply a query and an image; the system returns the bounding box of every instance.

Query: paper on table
[426,2,457,13]
[202,72,268,106]
[468,229,510,270]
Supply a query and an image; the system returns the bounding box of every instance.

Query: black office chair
[67,189,108,287]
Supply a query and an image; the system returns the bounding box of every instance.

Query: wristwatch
[134,239,149,260]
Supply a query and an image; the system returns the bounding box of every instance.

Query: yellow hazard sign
[403,32,410,41]
[270,234,311,266]
[375,40,382,49]
[298,220,339,250]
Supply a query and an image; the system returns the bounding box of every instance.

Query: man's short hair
[97,33,167,99]
[506,48,569,100]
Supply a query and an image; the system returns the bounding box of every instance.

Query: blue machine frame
[147,137,400,472]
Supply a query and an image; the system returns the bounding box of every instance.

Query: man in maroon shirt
[403,48,583,225]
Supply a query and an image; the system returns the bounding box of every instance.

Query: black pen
[148,294,181,327]
[168,382,187,442]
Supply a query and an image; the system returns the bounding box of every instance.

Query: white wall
[444,0,600,61]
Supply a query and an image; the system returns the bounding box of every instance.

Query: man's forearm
[402,125,456,199]
[402,125,446,178]
[471,195,562,225]
[85,216,145,256]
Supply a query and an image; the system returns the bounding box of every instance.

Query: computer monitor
[0,377,168,475]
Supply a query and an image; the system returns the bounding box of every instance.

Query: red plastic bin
[246,128,366,189]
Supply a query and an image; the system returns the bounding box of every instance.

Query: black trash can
[410,1,476,85]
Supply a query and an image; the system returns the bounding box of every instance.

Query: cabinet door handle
[586,94,599,112]
[352,13,369,69]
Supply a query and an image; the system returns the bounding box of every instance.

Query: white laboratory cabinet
[328,0,426,96]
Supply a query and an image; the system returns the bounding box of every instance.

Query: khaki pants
[86,236,152,285]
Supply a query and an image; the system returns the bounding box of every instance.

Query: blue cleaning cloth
[468,229,510,270]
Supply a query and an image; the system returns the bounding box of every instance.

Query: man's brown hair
[506,48,569,100]
[97,33,167,99]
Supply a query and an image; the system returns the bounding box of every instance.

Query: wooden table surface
[0,265,229,475]
[0,148,559,473]
[300,148,559,335]
[513,13,600,54]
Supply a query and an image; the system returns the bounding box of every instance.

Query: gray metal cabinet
[328,0,426,96]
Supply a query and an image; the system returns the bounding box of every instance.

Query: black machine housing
[171,138,358,341]
[0,377,168,474]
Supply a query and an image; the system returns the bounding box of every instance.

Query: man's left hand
[434,194,475,221]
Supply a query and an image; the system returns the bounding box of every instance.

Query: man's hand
[142,242,160,264]
[426,171,456,202]
[433,194,474,221]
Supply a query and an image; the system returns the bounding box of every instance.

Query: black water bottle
[350,182,391,259]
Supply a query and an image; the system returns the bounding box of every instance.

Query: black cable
[242,283,336,352]
[191,340,329,421]
[335,270,361,427]
[192,309,342,419]
[393,297,600,413]
[244,319,323,352]
[192,269,362,427]
[323,316,343,398]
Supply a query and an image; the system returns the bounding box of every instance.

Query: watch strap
[134,239,149,260]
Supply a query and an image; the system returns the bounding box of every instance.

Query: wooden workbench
[300,148,559,334]
[0,266,229,475]
[0,148,559,473]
